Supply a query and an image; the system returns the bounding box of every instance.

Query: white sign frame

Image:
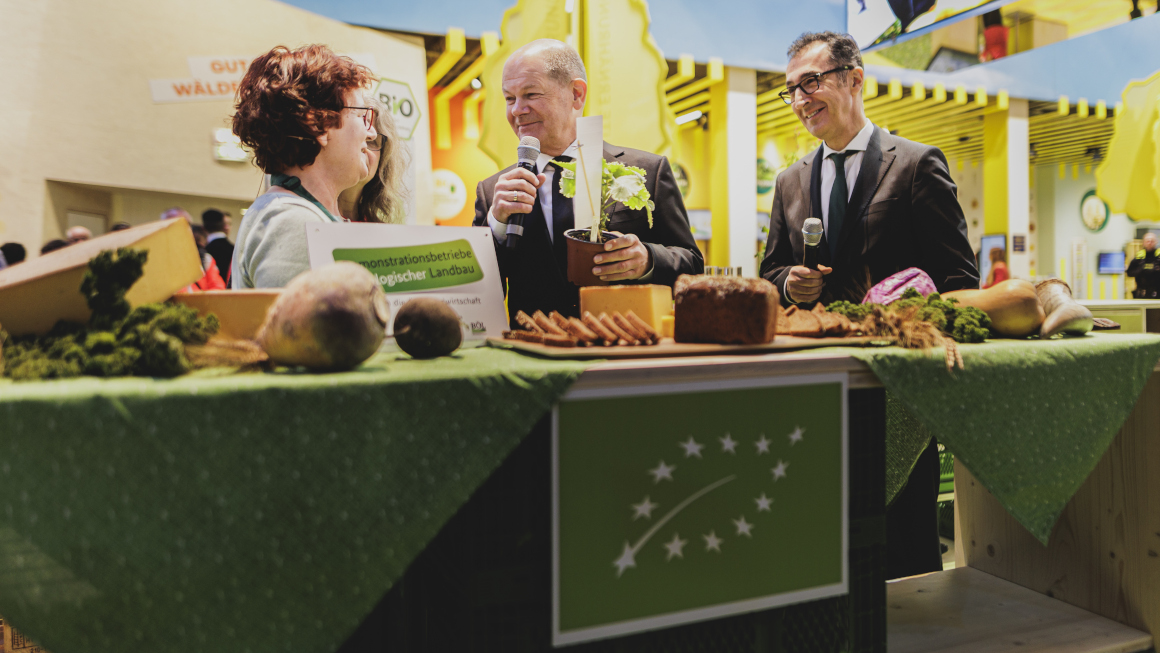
[305,223,509,338]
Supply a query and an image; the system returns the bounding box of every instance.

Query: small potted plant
[556,160,655,285]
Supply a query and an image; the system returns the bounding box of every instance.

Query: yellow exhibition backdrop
[478,0,674,169]
[1096,69,1160,223]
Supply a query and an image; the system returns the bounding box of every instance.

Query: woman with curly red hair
[230,44,380,288]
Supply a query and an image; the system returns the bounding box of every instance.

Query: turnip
[393,298,463,359]
[256,262,390,370]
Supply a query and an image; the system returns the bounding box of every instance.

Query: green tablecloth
[1,333,1158,652]
[849,332,1160,545]
[0,346,586,653]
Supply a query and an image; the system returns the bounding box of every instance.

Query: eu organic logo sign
[554,379,847,645]
[333,239,484,293]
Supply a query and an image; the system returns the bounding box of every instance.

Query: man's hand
[786,264,833,303]
[592,232,651,281]
[491,167,546,223]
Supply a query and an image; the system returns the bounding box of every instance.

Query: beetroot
[256,262,390,370]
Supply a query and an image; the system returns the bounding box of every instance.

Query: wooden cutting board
[486,335,890,360]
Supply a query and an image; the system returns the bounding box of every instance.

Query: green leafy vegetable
[826,287,991,344]
[0,247,219,381]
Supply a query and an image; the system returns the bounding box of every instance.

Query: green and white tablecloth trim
[849,332,1160,545]
[0,345,587,653]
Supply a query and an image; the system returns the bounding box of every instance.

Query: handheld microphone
[505,136,541,249]
[802,217,824,270]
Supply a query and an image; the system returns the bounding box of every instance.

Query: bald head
[1145,233,1157,253]
[66,226,92,243]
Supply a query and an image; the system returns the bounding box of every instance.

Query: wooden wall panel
[955,373,1160,646]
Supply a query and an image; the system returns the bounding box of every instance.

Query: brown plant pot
[565,228,617,286]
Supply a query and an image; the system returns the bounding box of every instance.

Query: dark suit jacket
[205,237,235,285]
[760,126,979,305]
[474,141,703,325]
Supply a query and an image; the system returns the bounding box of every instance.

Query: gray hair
[513,39,587,88]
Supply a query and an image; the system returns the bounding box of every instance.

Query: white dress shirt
[819,120,875,233]
[785,120,874,303]
[488,140,579,244]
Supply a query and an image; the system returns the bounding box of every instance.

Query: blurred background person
[0,243,26,266]
[980,10,1009,62]
[1129,232,1160,298]
[337,97,408,224]
[41,239,69,255]
[160,207,193,223]
[202,208,235,285]
[161,206,225,291]
[230,44,379,288]
[65,226,93,243]
[983,247,1009,288]
[183,225,226,291]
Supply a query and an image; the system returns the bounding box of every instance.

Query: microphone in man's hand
[506,136,541,249]
[802,217,824,270]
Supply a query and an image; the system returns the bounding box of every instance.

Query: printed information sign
[553,374,848,645]
[306,223,508,338]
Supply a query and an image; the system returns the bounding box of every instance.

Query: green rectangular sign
[333,239,484,293]
[553,375,848,646]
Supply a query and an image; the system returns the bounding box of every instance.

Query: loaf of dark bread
[673,275,780,345]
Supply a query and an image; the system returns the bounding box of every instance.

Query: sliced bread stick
[542,333,578,347]
[566,317,601,344]
[622,311,660,344]
[503,330,545,343]
[612,312,649,344]
[549,311,571,331]
[533,310,568,336]
[515,310,544,333]
[582,312,618,345]
[599,312,639,345]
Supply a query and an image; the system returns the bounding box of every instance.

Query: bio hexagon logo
[373,78,421,140]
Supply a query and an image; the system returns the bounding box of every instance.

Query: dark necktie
[828,151,848,258]
[548,156,575,270]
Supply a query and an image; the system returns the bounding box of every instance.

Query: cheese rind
[579,285,673,332]
[0,220,203,335]
[171,290,282,341]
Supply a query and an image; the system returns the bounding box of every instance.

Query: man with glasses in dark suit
[761,32,978,306]
[761,31,978,580]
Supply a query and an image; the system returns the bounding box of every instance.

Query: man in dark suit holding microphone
[761,32,978,304]
[761,31,979,579]
[473,39,703,325]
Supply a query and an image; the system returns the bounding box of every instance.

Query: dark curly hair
[787,32,863,82]
[232,45,376,173]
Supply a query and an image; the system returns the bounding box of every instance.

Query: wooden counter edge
[569,350,879,393]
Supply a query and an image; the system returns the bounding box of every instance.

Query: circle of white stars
[613,426,807,577]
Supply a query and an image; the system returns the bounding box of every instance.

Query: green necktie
[828,151,848,258]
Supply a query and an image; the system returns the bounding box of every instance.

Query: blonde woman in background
[338,97,409,223]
